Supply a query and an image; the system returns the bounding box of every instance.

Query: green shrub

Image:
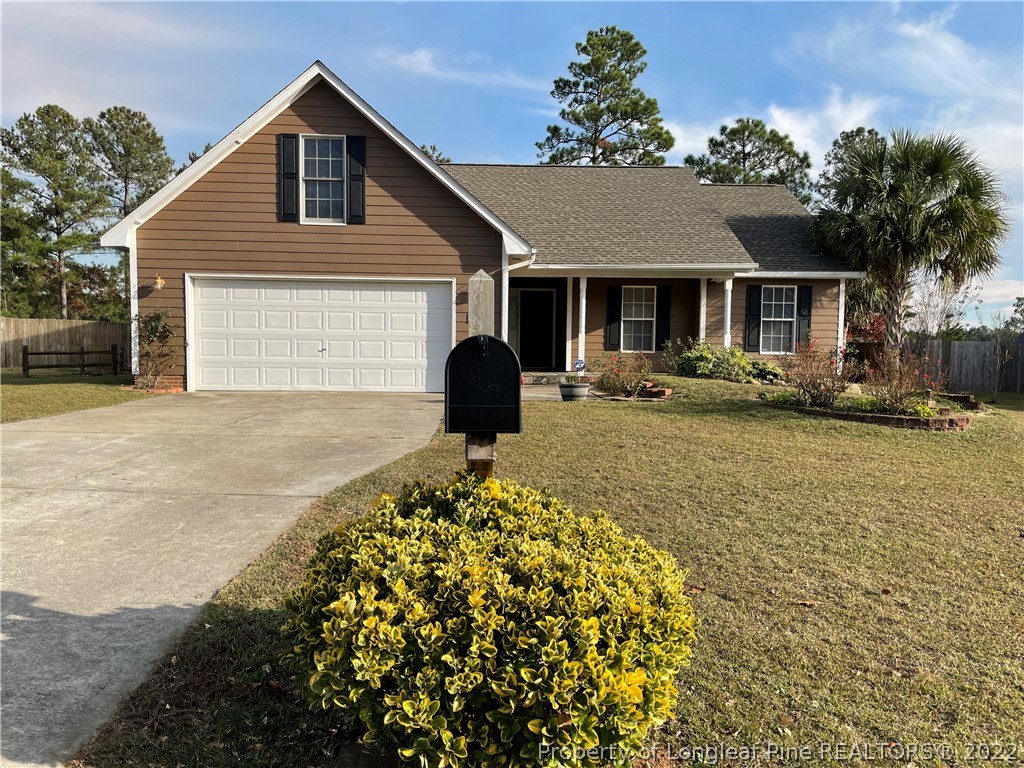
[589,352,653,397]
[668,339,755,383]
[761,390,800,406]
[282,473,697,768]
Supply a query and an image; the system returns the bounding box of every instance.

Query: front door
[517,289,556,370]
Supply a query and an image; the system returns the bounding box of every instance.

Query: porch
[508,275,736,373]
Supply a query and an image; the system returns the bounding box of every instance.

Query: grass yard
[0,368,150,423]
[71,378,1024,767]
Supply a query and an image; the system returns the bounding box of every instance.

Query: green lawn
[70,378,1024,767]
[1,368,151,423]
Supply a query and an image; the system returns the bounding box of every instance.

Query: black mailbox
[445,335,522,434]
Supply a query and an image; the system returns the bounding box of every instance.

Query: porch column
[577,276,588,368]
[565,277,573,371]
[699,278,708,341]
[722,278,733,348]
[837,278,847,352]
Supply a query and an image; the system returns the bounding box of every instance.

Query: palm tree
[811,129,1009,350]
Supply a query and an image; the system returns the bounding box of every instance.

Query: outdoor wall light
[152,274,165,290]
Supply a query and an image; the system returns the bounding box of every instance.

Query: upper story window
[302,136,345,223]
[621,286,656,353]
[760,285,796,353]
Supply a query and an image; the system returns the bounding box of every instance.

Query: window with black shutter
[278,134,366,225]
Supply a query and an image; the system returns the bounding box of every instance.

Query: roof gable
[100,61,532,255]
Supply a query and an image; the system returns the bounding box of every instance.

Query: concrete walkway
[0,392,442,767]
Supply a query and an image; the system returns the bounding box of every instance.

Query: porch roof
[443,165,755,268]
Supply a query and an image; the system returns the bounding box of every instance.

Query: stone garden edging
[766,402,972,431]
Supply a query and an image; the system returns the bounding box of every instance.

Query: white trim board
[101,61,533,257]
[736,270,866,279]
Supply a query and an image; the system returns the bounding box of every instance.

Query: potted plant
[559,374,590,401]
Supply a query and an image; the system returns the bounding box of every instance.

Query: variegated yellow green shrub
[282,472,697,768]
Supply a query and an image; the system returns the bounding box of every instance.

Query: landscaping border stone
[765,402,972,431]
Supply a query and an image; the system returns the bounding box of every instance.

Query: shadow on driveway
[1,592,201,767]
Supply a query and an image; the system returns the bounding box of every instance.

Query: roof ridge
[704,182,788,188]
[447,163,690,170]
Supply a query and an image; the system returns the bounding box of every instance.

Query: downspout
[500,246,537,342]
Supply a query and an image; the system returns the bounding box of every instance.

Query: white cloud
[372,47,549,94]
[662,118,733,166]
[766,88,888,171]
[1,3,258,128]
[779,4,1023,319]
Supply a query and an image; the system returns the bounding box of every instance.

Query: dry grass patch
[71,378,1024,767]
[1,368,151,423]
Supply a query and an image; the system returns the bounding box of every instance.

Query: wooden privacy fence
[1,318,130,370]
[922,338,1024,394]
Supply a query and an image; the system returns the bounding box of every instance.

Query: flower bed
[761,397,971,431]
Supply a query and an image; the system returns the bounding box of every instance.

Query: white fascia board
[735,270,866,279]
[524,263,757,278]
[101,61,533,255]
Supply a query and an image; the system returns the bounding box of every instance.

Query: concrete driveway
[1,391,442,767]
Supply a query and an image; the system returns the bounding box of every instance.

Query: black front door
[518,289,556,370]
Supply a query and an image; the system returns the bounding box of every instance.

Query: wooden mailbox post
[445,335,521,477]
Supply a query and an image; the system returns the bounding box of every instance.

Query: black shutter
[797,285,813,345]
[655,285,671,350]
[744,284,762,352]
[605,285,622,351]
[278,134,299,222]
[346,136,366,224]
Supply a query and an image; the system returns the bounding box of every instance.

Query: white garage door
[191,277,453,392]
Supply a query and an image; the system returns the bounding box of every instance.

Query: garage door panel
[193,278,452,392]
[358,369,386,389]
[263,286,292,301]
[263,338,292,359]
[358,340,386,360]
[200,309,228,330]
[264,311,291,330]
[295,311,323,330]
[231,286,260,301]
[295,286,323,302]
[263,369,291,387]
[230,310,260,330]
[231,367,260,387]
[326,340,355,360]
[295,339,325,360]
[230,338,260,358]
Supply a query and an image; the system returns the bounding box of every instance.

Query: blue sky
[3,1,1022,321]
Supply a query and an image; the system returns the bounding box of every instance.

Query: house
[101,61,863,392]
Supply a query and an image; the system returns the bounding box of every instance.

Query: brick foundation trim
[767,403,972,431]
[134,374,184,392]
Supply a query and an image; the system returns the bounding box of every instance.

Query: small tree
[135,310,175,388]
[988,297,1024,403]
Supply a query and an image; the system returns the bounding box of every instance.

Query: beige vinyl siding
[136,81,502,381]
[566,278,701,371]
[704,279,842,354]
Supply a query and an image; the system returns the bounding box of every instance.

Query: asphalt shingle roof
[701,184,854,272]
[444,164,853,272]
[444,165,754,267]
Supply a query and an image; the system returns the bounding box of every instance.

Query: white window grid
[621,286,656,353]
[301,135,346,224]
[760,285,797,354]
